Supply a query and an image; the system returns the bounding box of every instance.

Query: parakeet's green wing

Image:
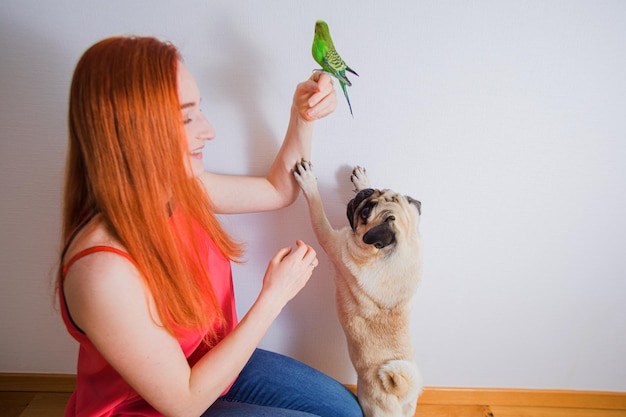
[323,50,352,86]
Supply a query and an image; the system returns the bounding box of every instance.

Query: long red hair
[62,36,243,340]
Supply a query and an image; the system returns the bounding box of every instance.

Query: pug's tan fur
[294,161,423,417]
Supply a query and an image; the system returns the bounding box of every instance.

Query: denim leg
[205,348,363,417]
[200,400,317,416]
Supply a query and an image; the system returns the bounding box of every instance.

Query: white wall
[1,0,625,392]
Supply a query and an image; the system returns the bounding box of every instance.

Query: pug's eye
[360,206,370,220]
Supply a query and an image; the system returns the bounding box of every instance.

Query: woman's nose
[199,113,215,140]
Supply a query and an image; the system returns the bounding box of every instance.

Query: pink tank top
[59,211,238,416]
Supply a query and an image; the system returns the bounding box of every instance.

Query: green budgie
[312,20,358,116]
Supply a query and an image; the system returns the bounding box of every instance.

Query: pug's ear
[347,188,375,231]
[406,196,421,214]
[346,198,357,230]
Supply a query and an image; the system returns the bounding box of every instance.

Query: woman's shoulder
[62,215,141,297]
[63,214,126,264]
[62,217,155,332]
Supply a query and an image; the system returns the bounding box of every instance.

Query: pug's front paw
[294,159,319,197]
[351,166,371,192]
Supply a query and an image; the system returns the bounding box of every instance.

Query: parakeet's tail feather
[346,65,358,77]
[340,81,354,117]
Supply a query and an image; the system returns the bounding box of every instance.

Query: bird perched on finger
[312,20,358,117]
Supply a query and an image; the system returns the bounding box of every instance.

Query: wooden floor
[2,391,626,417]
[1,392,68,417]
[1,374,625,417]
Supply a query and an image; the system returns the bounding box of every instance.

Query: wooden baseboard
[0,373,76,393]
[346,384,626,411]
[2,374,624,411]
[418,387,626,410]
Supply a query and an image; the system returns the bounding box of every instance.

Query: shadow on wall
[0,13,69,265]
[174,12,360,381]
[283,165,362,380]
[204,13,279,175]
[0,15,79,370]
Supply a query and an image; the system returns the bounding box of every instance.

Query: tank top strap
[62,245,135,277]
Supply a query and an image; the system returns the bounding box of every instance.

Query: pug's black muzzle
[363,222,396,249]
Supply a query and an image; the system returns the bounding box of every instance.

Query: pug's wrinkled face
[346,188,421,249]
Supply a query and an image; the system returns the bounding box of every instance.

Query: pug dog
[293,160,423,417]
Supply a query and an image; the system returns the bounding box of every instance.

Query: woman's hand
[293,72,337,121]
[260,240,318,308]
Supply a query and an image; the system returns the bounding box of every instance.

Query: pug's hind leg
[351,166,371,192]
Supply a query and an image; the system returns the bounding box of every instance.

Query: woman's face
[177,62,215,177]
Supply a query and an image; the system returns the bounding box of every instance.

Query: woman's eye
[183,109,204,125]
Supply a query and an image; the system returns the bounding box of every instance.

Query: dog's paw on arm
[293,159,318,195]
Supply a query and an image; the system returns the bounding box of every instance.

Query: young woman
[59,36,363,417]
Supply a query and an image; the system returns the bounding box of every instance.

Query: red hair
[63,36,243,341]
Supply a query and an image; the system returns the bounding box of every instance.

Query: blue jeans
[200,349,363,417]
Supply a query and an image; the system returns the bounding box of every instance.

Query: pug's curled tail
[378,359,423,398]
